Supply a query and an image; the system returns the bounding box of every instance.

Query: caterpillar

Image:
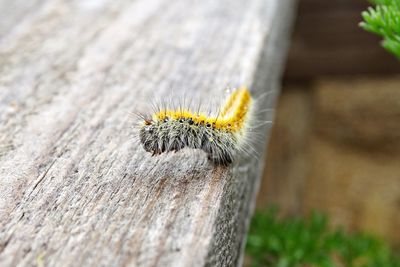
[138,87,253,165]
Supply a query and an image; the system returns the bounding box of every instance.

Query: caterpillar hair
[137,87,255,165]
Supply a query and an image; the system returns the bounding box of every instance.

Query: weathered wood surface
[0,0,295,266]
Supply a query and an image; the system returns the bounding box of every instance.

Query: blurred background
[257,0,400,243]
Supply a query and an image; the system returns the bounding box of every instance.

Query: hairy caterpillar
[138,87,253,165]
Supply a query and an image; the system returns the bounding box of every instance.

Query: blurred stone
[258,77,400,242]
[314,77,400,151]
[306,135,400,240]
[257,85,311,216]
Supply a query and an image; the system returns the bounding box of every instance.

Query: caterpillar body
[138,87,253,165]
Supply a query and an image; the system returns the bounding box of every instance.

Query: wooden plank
[0,0,48,38]
[0,0,295,266]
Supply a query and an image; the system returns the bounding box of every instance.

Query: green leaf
[361,0,400,58]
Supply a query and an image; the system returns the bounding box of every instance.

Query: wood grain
[0,0,295,266]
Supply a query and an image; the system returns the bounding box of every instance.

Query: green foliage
[246,208,400,267]
[360,0,400,58]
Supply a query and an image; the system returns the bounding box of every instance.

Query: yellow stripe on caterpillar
[153,87,251,132]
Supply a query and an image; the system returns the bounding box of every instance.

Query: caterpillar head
[139,118,187,155]
[139,119,159,154]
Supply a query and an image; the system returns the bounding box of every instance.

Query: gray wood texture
[0,0,295,266]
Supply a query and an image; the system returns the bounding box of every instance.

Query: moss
[245,207,400,267]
